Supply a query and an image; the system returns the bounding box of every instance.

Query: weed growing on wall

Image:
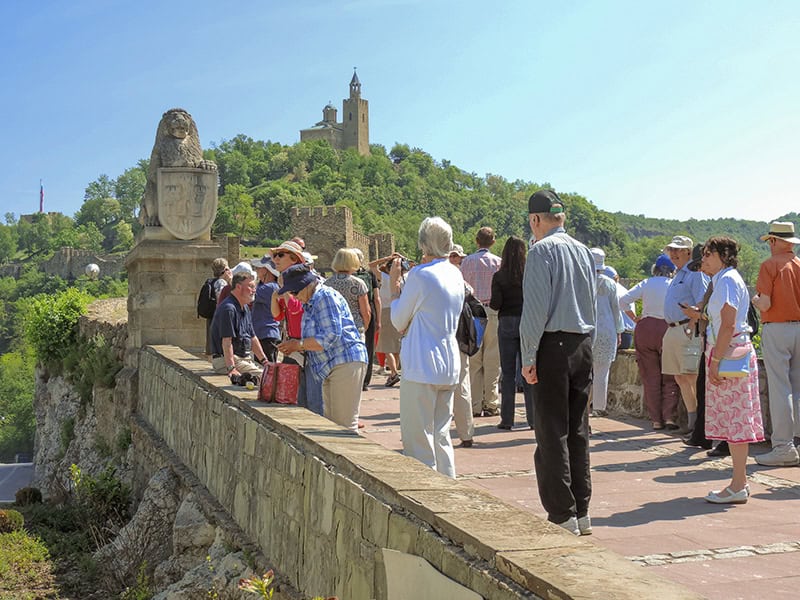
[62,333,123,405]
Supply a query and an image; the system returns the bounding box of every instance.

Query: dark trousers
[687,349,710,444]
[363,315,376,387]
[533,331,593,524]
[258,337,280,363]
[634,317,679,423]
[498,316,534,427]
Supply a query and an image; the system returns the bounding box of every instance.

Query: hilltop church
[300,71,369,156]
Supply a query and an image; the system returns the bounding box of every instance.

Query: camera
[380,256,410,273]
[230,372,260,388]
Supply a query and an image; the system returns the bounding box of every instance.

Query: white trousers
[400,379,457,478]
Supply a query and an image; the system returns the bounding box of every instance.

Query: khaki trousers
[470,307,500,413]
[212,354,263,377]
[452,352,474,441]
[322,362,367,432]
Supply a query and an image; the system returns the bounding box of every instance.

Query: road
[0,462,34,503]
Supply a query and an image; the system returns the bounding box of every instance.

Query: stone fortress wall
[291,206,394,273]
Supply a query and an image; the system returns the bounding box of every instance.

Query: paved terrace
[358,377,800,600]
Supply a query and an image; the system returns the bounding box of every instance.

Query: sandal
[652,421,664,430]
[385,373,400,387]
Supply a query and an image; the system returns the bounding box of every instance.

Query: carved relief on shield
[157,167,218,240]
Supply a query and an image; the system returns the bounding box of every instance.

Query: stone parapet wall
[136,345,699,600]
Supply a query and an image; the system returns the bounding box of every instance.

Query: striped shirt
[520,227,597,367]
[460,248,501,304]
[302,285,368,381]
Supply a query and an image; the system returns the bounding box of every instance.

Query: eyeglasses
[274,252,287,259]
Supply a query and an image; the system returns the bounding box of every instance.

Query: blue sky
[1,1,797,223]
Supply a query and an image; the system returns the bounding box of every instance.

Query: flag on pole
[39,180,44,213]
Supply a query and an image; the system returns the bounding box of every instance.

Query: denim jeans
[498,315,534,427]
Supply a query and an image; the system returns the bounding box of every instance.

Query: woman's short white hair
[418,216,453,258]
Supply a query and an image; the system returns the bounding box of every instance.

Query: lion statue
[140,108,217,227]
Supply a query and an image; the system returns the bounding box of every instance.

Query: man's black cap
[528,189,565,214]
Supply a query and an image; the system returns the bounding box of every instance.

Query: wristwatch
[299,339,305,351]
[226,364,236,373]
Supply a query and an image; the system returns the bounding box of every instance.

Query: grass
[0,529,55,598]
[0,501,102,599]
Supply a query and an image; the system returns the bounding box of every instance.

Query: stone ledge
[139,345,700,599]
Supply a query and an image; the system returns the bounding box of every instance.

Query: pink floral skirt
[705,342,764,444]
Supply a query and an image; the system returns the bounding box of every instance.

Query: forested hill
[2,135,797,284]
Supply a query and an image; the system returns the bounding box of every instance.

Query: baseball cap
[528,189,565,214]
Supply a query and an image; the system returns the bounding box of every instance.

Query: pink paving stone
[357,385,800,599]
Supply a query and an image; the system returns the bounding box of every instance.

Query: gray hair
[418,216,454,258]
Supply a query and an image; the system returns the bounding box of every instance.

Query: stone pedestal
[125,239,220,353]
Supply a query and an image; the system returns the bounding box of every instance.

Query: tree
[75,197,122,230]
[0,348,35,461]
[0,224,17,264]
[114,163,147,221]
[214,184,260,239]
[84,174,115,202]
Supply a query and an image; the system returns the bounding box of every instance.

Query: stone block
[304,456,335,537]
[362,492,391,547]
[334,472,365,515]
[387,512,420,555]
[495,547,703,600]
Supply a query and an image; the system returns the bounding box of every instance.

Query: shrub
[22,287,91,368]
[14,486,42,506]
[62,333,123,405]
[0,508,25,533]
[69,464,131,549]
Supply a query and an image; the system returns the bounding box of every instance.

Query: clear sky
[1,1,797,222]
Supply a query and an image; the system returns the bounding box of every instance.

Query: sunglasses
[702,250,716,257]
[274,252,287,259]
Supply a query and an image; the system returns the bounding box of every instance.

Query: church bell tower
[342,69,369,155]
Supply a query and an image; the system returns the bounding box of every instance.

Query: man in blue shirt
[210,272,268,377]
[520,189,596,536]
[661,236,710,433]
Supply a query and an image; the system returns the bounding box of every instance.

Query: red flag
[39,180,44,213]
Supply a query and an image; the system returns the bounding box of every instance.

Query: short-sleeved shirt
[706,267,751,342]
[460,248,501,304]
[302,285,368,380]
[252,280,280,340]
[210,294,255,357]
[324,273,369,330]
[663,265,708,324]
[620,276,672,320]
[756,251,800,323]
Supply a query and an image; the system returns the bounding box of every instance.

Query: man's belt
[668,319,690,328]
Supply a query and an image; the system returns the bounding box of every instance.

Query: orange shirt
[756,252,800,323]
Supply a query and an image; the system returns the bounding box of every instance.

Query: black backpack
[747,302,760,337]
[456,291,487,357]
[197,278,217,318]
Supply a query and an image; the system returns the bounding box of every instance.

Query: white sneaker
[577,515,592,535]
[755,445,799,467]
[557,516,579,535]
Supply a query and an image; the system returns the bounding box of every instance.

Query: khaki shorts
[661,325,698,375]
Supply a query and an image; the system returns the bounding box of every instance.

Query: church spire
[349,67,361,98]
